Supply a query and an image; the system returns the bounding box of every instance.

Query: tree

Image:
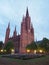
[39,38,49,52]
[4,41,14,53]
[0,41,3,50]
[26,41,37,50]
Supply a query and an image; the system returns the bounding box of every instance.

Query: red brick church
[4,8,34,53]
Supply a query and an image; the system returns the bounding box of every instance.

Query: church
[4,8,34,53]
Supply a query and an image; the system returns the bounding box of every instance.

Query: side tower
[4,23,10,45]
[20,8,34,53]
[12,26,20,53]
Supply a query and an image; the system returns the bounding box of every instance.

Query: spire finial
[15,26,16,32]
[8,22,10,28]
[26,7,29,17]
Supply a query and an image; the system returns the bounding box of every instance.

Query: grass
[9,55,49,65]
[0,55,49,65]
[10,55,49,65]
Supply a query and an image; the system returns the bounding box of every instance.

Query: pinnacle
[26,7,29,17]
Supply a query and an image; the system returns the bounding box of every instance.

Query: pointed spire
[13,26,17,37]
[22,15,25,22]
[15,26,16,33]
[8,22,10,29]
[26,7,29,17]
[5,22,10,44]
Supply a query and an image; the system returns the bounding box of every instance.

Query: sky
[0,0,49,42]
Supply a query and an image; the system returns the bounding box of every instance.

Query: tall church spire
[26,7,29,17]
[4,22,10,44]
[13,26,17,37]
[20,7,34,53]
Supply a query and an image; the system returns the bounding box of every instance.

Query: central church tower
[20,8,34,53]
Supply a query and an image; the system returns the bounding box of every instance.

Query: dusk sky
[0,0,49,42]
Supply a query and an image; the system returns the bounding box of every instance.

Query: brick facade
[20,8,34,53]
[4,8,34,53]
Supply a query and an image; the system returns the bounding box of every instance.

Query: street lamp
[34,50,37,54]
[1,49,3,52]
[27,49,30,53]
[39,50,43,53]
[11,49,15,54]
